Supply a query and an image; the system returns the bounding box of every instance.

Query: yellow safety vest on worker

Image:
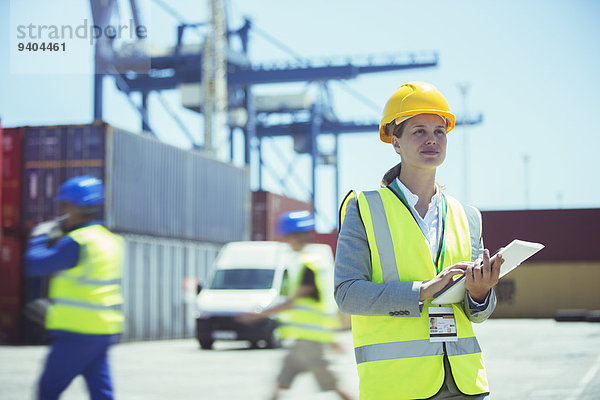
[341,188,489,399]
[278,258,340,343]
[46,224,125,335]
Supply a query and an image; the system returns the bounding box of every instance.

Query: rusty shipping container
[313,232,339,258]
[251,190,312,241]
[2,128,24,232]
[0,234,23,343]
[20,123,249,243]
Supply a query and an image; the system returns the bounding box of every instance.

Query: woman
[334,81,504,400]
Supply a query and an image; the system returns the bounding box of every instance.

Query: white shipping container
[106,125,250,243]
[120,234,221,342]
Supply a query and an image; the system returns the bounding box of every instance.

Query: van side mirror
[280,270,289,296]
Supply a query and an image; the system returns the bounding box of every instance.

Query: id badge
[429,306,457,342]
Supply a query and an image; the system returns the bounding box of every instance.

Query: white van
[194,241,335,350]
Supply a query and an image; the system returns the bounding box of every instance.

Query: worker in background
[238,210,353,400]
[335,82,505,400]
[24,175,124,400]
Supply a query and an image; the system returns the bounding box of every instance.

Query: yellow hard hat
[379,81,456,143]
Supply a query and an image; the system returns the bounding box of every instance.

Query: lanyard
[390,181,447,275]
[435,194,447,275]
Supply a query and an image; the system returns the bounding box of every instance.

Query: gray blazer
[334,190,496,323]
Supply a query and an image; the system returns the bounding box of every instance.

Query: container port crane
[90,0,482,230]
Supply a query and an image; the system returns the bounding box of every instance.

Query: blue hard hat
[276,210,315,235]
[55,175,105,206]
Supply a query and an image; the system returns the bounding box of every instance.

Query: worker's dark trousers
[38,331,116,400]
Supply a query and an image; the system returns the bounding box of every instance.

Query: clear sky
[1,0,599,232]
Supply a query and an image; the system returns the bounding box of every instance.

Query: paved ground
[1,319,599,399]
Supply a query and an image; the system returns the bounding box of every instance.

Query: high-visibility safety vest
[278,260,340,343]
[46,224,124,335]
[340,188,489,399]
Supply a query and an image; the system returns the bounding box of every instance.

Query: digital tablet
[431,239,545,305]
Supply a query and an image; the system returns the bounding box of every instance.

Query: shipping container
[107,128,249,243]
[16,123,249,343]
[16,232,221,343]
[0,234,23,343]
[120,234,221,341]
[251,190,312,241]
[491,261,600,318]
[2,128,24,232]
[20,251,51,344]
[21,125,104,232]
[313,232,338,258]
[481,208,600,262]
[480,208,600,318]
[0,120,3,236]
[21,123,250,243]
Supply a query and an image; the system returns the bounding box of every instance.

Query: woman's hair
[389,114,450,139]
[389,119,409,139]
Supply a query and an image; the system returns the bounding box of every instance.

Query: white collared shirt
[393,177,490,308]
[394,177,442,261]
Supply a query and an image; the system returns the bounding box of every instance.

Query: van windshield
[210,268,275,290]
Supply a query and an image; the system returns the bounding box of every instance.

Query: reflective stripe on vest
[52,298,122,311]
[347,188,489,399]
[77,277,121,286]
[46,225,124,335]
[362,191,398,283]
[355,336,481,364]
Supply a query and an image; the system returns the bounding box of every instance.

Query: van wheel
[199,339,214,350]
[266,329,281,349]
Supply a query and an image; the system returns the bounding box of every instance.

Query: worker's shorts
[277,340,337,391]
